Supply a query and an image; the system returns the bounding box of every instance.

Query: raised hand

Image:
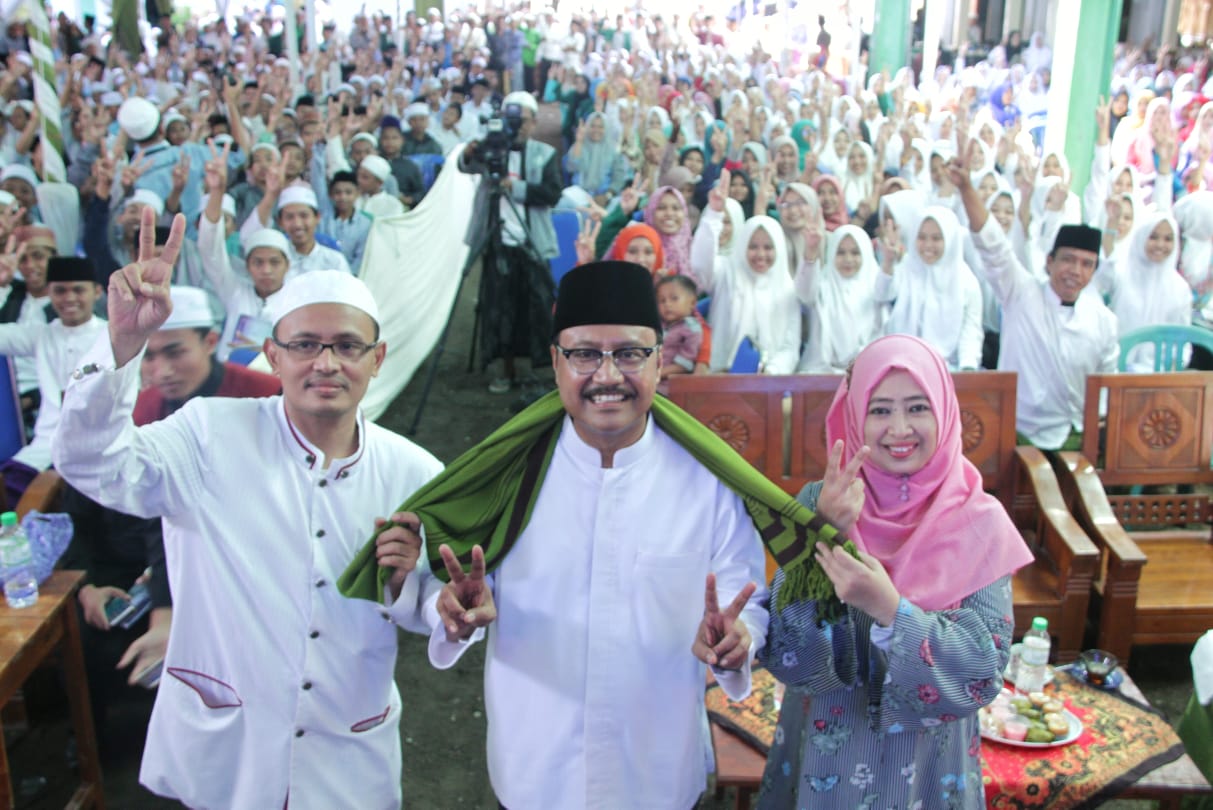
[708,167,730,212]
[1095,95,1111,144]
[691,573,757,670]
[435,544,496,642]
[108,207,186,366]
[574,215,601,265]
[815,439,870,534]
[945,156,971,192]
[120,153,150,191]
[203,139,230,194]
[264,153,287,197]
[619,174,643,216]
[0,232,18,286]
[171,152,191,194]
[815,542,900,626]
[373,511,423,599]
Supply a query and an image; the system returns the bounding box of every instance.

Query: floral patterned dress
[757,483,1015,810]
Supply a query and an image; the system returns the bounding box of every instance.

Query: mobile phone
[104,594,133,626]
[134,658,163,689]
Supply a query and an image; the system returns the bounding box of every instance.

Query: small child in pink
[656,274,705,395]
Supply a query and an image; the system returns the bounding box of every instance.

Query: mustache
[582,385,634,400]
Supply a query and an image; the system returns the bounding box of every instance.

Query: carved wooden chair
[667,372,1100,662]
[1056,372,1213,664]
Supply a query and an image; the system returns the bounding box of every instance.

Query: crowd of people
[0,2,1210,808]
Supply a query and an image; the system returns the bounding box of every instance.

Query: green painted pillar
[870,0,911,80]
[1048,0,1123,197]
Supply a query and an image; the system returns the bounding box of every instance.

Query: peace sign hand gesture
[435,544,497,642]
[108,207,186,367]
[619,174,643,216]
[691,574,757,671]
[708,167,730,212]
[816,439,869,534]
[574,215,601,265]
[204,139,230,194]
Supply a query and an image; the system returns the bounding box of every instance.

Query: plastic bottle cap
[0,512,16,527]
[1031,617,1048,631]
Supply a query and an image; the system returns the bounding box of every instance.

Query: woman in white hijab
[841,140,877,216]
[817,125,852,177]
[1173,189,1213,296]
[795,224,886,372]
[701,210,802,373]
[690,168,748,288]
[1105,211,1192,371]
[877,205,984,370]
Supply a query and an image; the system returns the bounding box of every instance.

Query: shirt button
[295,729,305,738]
[318,479,328,488]
[302,681,313,690]
[315,578,326,588]
[309,630,320,639]
[316,529,326,538]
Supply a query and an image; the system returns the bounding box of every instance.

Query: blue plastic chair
[696,296,711,318]
[549,209,582,287]
[0,356,25,462]
[1118,324,1213,371]
[729,336,761,373]
[406,154,445,190]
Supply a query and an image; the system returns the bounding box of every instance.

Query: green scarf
[337,391,854,619]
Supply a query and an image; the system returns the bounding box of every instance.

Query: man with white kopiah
[51,208,442,808]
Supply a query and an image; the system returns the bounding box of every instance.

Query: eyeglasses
[554,345,657,374]
[272,338,379,361]
[779,198,809,210]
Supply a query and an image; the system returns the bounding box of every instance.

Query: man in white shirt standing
[951,158,1119,450]
[366,262,770,809]
[53,210,443,808]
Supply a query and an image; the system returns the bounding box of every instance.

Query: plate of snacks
[979,689,1082,748]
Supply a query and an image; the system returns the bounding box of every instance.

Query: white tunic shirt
[16,316,108,470]
[426,415,769,810]
[971,217,1119,448]
[52,334,443,810]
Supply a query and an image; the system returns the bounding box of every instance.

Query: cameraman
[459,92,562,394]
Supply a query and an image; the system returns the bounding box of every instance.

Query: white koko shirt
[53,334,443,810]
[971,216,1120,449]
[426,415,769,810]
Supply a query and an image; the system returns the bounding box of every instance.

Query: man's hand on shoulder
[374,511,423,600]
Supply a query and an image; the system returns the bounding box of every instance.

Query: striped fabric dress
[757,483,1015,810]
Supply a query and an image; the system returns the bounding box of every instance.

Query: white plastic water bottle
[1017,616,1051,694]
[0,511,38,608]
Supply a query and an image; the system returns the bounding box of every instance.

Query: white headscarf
[883,206,973,362]
[1173,189,1213,288]
[709,216,799,372]
[1112,212,1191,370]
[808,225,883,371]
[841,141,875,213]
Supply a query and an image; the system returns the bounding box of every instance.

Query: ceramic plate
[980,708,1082,748]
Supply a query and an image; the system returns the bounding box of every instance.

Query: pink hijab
[825,334,1033,611]
[813,175,849,232]
[643,186,693,278]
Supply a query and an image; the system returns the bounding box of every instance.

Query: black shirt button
[295,729,305,738]
[316,529,326,538]
[315,578,326,588]
[318,479,328,488]
[302,681,312,690]
[309,630,319,639]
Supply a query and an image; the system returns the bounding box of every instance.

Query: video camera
[477,101,525,181]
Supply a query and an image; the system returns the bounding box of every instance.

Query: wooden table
[711,669,1211,810]
[0,570,104,808]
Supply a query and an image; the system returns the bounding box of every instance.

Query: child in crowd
[655,273,706,395]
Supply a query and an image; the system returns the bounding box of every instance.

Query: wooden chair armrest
[1014,445,1100,571]
[1054,451,1147,569]
[15,469,64,519]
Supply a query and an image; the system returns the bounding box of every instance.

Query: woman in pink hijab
[758,334,1033,810]
[812,174,849,232]
[643,185,694,280]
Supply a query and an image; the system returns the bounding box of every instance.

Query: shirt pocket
[632,550,704,657]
